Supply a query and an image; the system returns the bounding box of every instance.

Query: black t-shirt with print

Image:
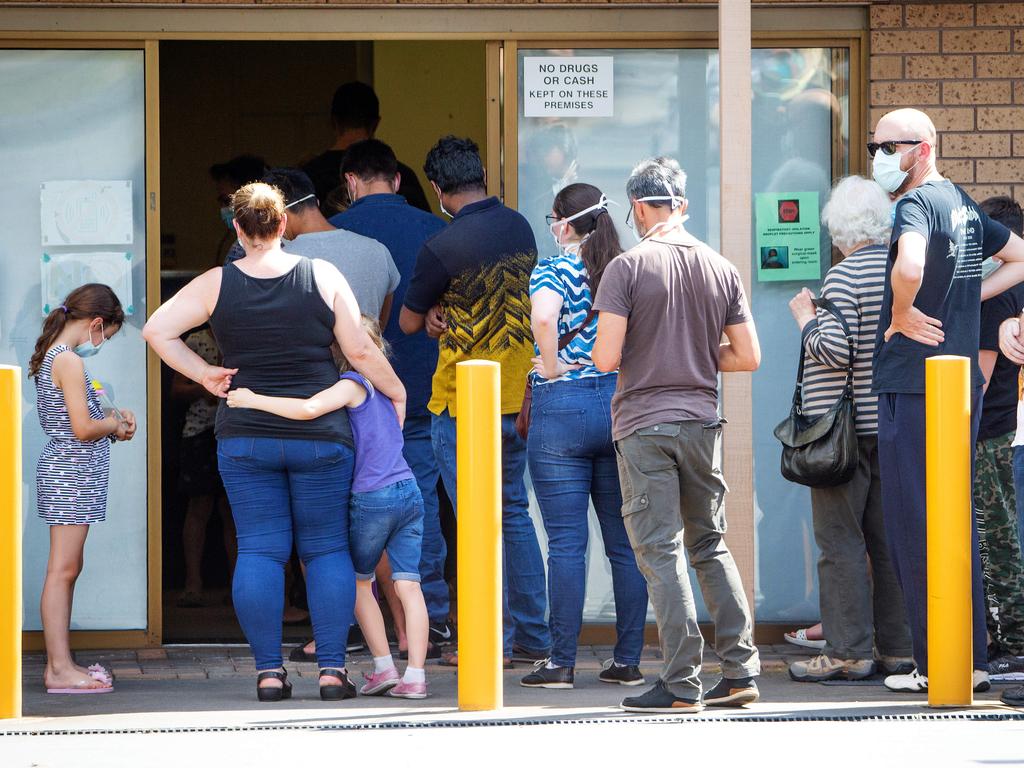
[873,180,1011,394]
[978,283,1024,441]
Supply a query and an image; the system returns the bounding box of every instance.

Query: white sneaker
[885,668,991,693]
[884,668,928,692]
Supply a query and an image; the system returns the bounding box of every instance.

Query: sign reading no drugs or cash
[523,57,614,118]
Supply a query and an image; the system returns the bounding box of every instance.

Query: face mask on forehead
[549,194,617,256]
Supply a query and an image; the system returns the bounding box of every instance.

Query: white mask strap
[284,193,317,210]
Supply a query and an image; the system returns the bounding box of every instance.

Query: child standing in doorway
[29,284,136,694]
[227,318,429,698]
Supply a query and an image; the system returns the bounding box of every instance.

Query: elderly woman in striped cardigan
[784,175,913,684]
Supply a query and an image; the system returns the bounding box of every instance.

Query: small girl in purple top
[227,318,429,699]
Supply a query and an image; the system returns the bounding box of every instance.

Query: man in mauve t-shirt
[592,156,762,714]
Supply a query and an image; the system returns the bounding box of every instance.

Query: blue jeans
[528,375,648,667]
[350,479,425,582]
[432,409,550,656]
[403,414,446,623]
[217,437,355,670]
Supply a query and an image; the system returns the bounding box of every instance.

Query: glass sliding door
[0,48,150,631]
[515,44,850,623]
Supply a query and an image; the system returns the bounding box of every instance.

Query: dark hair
[30,284,124,378]
[981,196,1023,238]
[341,139,399,183]
[232,182,286,240]
[209,154,268,188]
[262,168,318,214]
[331,82,380,133]
[423,135,485,195]
[553,183,623,296]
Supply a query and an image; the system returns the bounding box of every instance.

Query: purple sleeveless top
[341,372,414,494]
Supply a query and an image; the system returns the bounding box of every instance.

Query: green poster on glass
[755,191,821,282]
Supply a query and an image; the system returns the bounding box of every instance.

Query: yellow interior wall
[372,41,488,217]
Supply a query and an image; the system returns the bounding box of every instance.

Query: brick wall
[870,2,1024,202]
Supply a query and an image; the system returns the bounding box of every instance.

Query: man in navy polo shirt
[329,139,451,648]
[400,135,550,663]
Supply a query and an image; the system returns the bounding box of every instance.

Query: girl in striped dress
[29,284,135,694]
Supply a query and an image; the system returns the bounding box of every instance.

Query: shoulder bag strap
[558,309,597,351]
[793,296,856,406]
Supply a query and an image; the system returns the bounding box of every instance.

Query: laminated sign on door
[523,57,614,118]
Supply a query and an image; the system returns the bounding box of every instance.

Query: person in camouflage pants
[974,429,1024,656]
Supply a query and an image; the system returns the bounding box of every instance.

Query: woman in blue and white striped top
[521,183,649,690]
[785,176,912,682]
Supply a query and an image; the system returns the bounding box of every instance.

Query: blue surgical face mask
[220,206,234,229]
[75,321,106,359]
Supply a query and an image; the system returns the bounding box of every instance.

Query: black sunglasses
[867,139,924,158]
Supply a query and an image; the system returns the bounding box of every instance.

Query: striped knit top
[799,244,888,436]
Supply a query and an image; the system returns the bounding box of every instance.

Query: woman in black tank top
[144,182,405,702]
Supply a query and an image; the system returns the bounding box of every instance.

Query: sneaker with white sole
[885,668,991,693]
[989,655,1024,682]
[388,679,428,699]
[789,654,874,682]
[598,660,645,686]
[359,667,400,696]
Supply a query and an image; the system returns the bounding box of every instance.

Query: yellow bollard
[925,355,973,708]
[456,360,502,711]
[0,365,23,719]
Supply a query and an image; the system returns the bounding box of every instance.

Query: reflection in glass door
[0,49,150,631]
[515,45,850,623]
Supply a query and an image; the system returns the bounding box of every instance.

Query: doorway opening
[158,38,486,642]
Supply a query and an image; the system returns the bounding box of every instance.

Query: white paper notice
[523,57,614,118]
[40,180,134,246]
[41,252,135,316]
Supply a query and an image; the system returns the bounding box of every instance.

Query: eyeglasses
[545,214,560,226]
[866,139,924,158]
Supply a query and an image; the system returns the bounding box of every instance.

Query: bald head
[873,109,937,145]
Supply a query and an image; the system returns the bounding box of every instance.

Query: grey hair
[821,176,892,252]
[626,156,687,208]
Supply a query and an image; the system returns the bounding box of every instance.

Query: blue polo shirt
[330,194,445,417]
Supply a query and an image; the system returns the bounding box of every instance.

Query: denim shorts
[349,478,424,582]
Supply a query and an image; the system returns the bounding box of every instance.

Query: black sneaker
[620,679,703,713]
[598,660,645,686]
[989,655,1024,682]
[511,644,550,664]
[429,621,455,646]
[703,676,760,707]
[1002,684,1024,706]
[520,660,574,689]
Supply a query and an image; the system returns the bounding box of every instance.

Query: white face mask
[873,147,920,195]
[549,194,616,256]
[627,179,688,243]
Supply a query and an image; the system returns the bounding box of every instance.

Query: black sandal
[319,668,356,701]
[288,639,316,663]
[256,669,292,702]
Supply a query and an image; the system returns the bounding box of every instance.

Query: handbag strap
[558,309,597,351]
[794,296,856,404]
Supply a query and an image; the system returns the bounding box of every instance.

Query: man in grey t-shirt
[592,156,762,714]
[264,168,400,323]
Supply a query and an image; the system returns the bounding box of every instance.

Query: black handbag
[773,297,859,488]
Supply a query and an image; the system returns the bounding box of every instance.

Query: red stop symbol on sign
[778,200,800,223]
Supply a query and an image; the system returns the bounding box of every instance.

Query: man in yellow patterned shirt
[400,136,549,662]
